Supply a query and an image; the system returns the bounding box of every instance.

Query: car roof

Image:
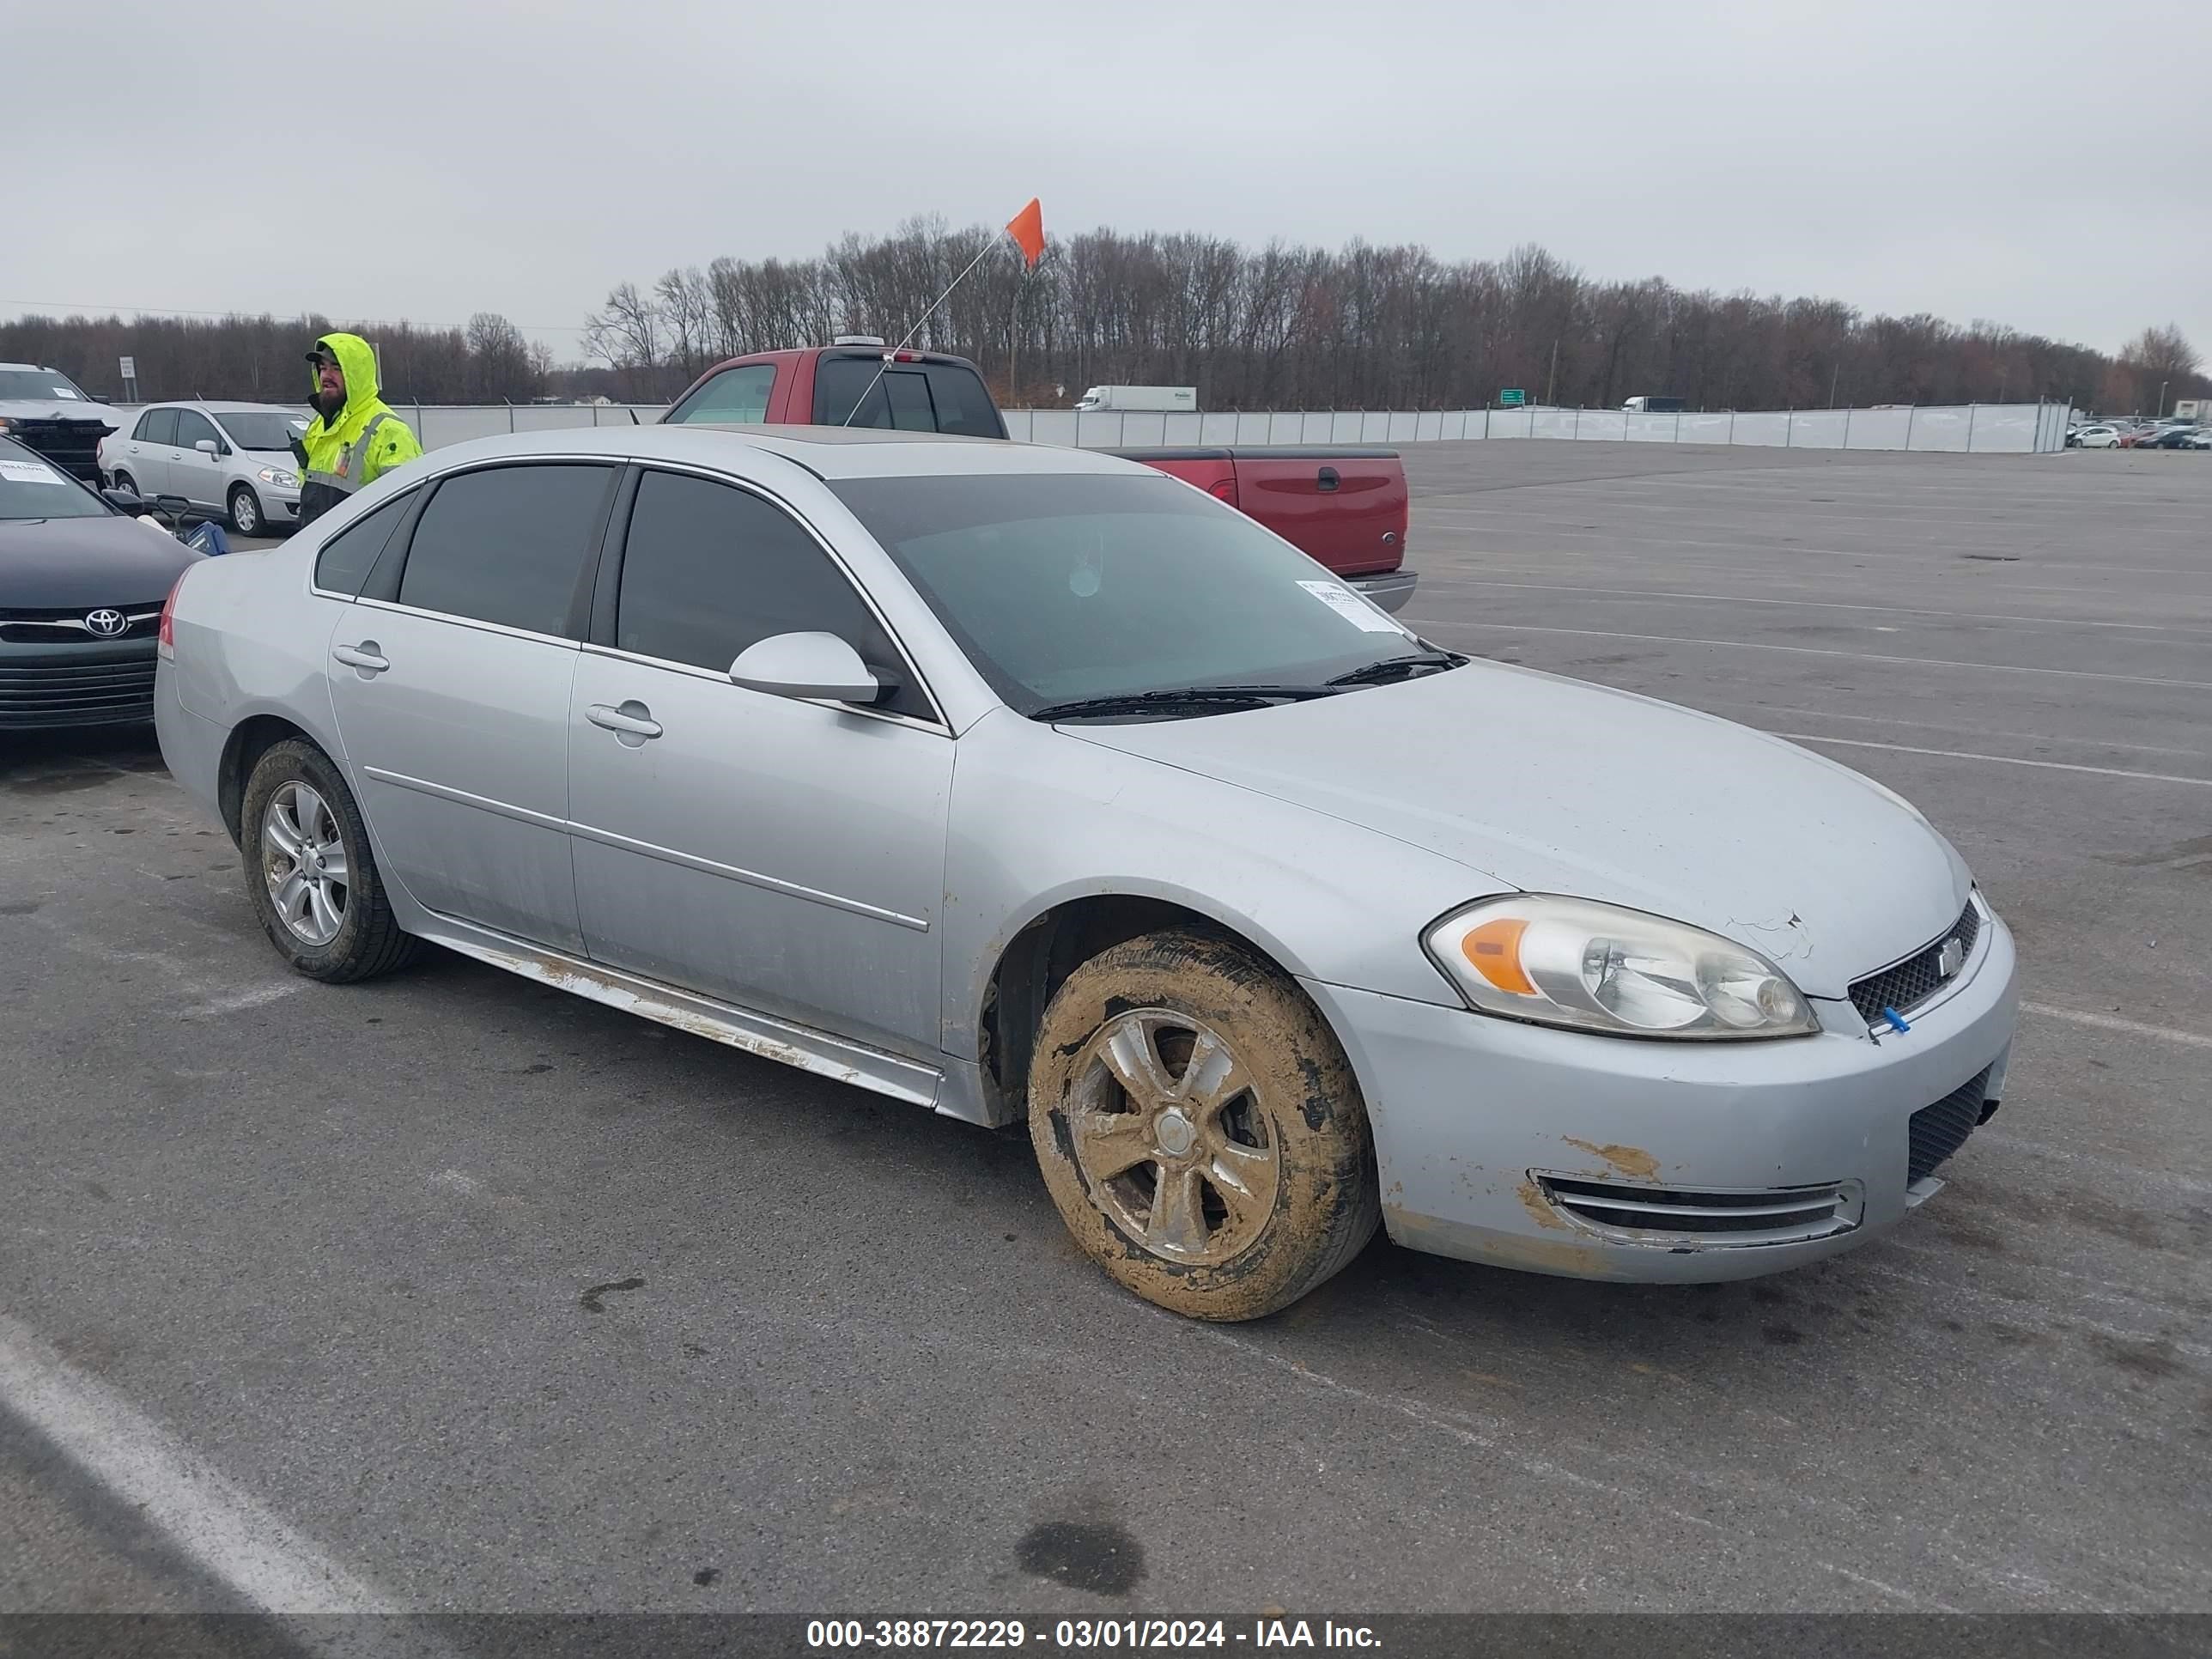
[138,400,302,415]
[410,422,1145,481]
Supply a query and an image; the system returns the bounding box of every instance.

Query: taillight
[1208,477,1238,505]
[157,574,184,661]
[890,349,922,362]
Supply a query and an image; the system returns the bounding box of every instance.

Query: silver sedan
[155,425,2019,1321]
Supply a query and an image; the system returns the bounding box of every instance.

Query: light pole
[2159,380,2169,418]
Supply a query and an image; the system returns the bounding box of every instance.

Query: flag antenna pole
[842,235,1006,426]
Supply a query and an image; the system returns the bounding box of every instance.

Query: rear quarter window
[313,491,413,596]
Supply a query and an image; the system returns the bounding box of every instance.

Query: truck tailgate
[1225,447,1405,576]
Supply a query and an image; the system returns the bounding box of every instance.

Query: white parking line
[2021,1004,2212,1051]
[1772,733,2212,788]
[0,1312,397,1615]
[1407,617,2212,690]
[179,981,309,1020]
[1411,576,2212,637]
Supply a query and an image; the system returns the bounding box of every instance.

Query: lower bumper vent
[1535,1175,1859,1246]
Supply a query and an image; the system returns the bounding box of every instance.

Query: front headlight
[256,466,299,489]
[1425,895,1821,1041]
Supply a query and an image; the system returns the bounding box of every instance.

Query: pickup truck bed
[1108,446,1415,612]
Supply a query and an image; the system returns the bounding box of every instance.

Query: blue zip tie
[1882,1007,1911,1033]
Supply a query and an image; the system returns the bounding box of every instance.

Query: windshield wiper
[1325,650,1467,689]
[1030,684,1337,721]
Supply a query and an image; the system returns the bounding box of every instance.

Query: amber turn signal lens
[1461,917,1536,995]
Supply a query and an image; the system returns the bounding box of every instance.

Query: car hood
[0,515,199,607]
[1066,663,1971,999]
[0,399,114,424]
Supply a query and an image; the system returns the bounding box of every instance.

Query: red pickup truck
[663,343,1415,613]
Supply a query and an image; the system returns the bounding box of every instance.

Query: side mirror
[194,439,219,457]
[727,632,882,704]
[100,486,146,513]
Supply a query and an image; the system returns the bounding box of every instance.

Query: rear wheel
[112,470,138,495]
[228,484,262,536]
[240,739,418,982]
[1027,927,1380,1321]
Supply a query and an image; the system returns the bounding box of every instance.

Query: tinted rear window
[811,356,1004,438]
[139,409,179,446]
[397,464,614,636]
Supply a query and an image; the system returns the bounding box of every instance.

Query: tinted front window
[398,464,613,636]
[173,410,220,449]
[665,364,776,425]
[141,408,179,446]
[217,412,309,451]
[617,469,927,718]
[830,473,1415,717]
[314,491,412,596]
[0,441,105,520]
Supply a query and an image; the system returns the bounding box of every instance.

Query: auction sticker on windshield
[1298,579,1405,633]
[0,460,67,485]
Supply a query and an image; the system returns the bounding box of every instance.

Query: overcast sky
[13,1,2209,362]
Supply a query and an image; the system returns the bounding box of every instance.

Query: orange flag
[1006,198,1045,267]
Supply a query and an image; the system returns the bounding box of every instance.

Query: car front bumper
[1346,569,1416,613]
[0,638,161,729]
[1302,911,2019,1282]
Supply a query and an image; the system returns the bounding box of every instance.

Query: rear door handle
[332,642,389,673]
[586,701,662,741]
[1316,466,1341,492]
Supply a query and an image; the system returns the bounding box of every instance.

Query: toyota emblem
[85,609,127,637]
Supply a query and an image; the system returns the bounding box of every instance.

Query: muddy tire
[240,738,419,982]
[1027,927,1379,1321]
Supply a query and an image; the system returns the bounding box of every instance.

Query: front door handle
[586,701,662,742]
[332,642,389,673]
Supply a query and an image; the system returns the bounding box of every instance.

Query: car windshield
[830,472,1423,718]
[0,441,107,520]
[0,368,92,402]
[216,411,309,451]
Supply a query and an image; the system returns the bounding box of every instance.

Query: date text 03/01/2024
[804,1618,1382,1649]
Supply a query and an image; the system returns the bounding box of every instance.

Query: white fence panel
[1233,412,1270,444]
[410,407,510,448]
[1001,409,1034,441]
[1445,410,1475,439]
[1970,406,2036,453]
[1731,411,1790,447]
[1354,412,1387,442]
[511,406,596,434]
[1489,409,1534,439]
[1909,407,1972,453]
[1267,412,1303,444]
[1298,413,1332,443]
[1677,412,1731,444]
[1118,412,1169,447]
[1529,410,1576,441]
[1577,410,1627,441]
[1161,412,1203,446]
[1625,412,1674,443]
[1332,412,1366,443]
[1790,410,1849,449]
[592,404,666,425]
[1416,412,1443,441]
[1029,410,1079,447]
[1075,411,1125,448]
[1200,413,1239,446]
[1845,408,1911,449]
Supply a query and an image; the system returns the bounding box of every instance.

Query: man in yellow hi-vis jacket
[293,332,421,527]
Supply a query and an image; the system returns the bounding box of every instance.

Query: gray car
[100,401,307,535]
[155,425,2020,1321]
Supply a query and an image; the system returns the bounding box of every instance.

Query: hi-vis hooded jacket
[295,332,421,526]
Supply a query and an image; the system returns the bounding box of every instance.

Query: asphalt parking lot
[3,441,2209,1620]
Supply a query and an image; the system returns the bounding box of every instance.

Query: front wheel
[240,738,418,981]
[228,484,262,537]
[1027,927,1380,1321]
